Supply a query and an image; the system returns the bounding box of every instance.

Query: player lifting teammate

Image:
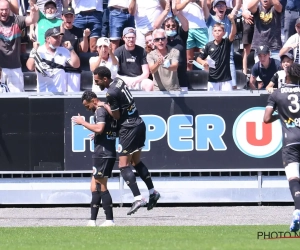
[264,64,300,232]
[72,91,117,226]
[93,66,160,215]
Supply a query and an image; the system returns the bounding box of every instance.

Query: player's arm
[71,113,105,133]
[263,94,279,123]
[105,94,121,120]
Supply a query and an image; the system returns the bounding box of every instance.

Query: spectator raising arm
[172,0,189,31]
[9,0,19,14]
[176,0,193,11]
[65,42,80,68]
[153,0,170,30]
[129,0,137,15]
[25,1,39,26]
[199,0,210,21]
[247,0,259,14]
[228,13,237,41]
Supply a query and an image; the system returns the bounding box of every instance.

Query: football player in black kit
[264,64,300,232]
[72,91,117,227]
[93,66,160,216]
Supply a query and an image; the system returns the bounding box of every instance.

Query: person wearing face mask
[147,28,181,91]
[29,0,63,45]
[153,1,189,90]
[26,27,80,92]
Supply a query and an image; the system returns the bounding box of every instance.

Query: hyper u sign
[72,107,282,159]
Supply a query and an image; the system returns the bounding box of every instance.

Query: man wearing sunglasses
[147,28,181,91]
[113,27,154,91]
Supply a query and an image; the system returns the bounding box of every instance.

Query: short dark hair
[93,66,111,79]
[287,64,300,83]
[213,22,225,32]
[81,90,97,103]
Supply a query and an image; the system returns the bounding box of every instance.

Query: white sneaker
[99,220,115,227]
[87,220,96,227]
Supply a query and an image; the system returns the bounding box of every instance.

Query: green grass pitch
[0,225,300,250]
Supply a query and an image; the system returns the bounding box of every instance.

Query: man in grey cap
[113,27,154,91]
[249,45,282,90]
[280,17,300,64]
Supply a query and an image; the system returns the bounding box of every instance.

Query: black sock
[120,166,141,197]
[91,191,102,220]
[101,190,113,220]
[289,179,300,209]
[134,161,154,190]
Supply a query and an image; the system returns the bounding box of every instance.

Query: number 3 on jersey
[288,94,300,113]
[121,85,133,103]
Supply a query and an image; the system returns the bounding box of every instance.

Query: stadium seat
[20,53,30,72]
[23,71,37,92]
[233,52,243,70]
[187,70,208,91]
[78,52,97,71]
[236,70,247,90]
[247,50,255,72]
[80,71,93,91]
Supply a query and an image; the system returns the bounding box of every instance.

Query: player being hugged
[264,64,300,232]
[93,66,160,215]
[72,91,118,227]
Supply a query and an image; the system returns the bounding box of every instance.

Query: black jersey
[106,77,143,128]
[93,107,117,158]
[267,84,300,146]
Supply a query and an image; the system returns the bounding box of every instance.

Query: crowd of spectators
[0,0,299,93]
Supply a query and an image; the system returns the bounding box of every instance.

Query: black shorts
[282,144,300,167]
[117,122,146,156]
[242,21,254,45]
[92,158,116,179]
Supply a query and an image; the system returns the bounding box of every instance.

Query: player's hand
[71,113,84,125]
[97,101,106,107]
[88,133,95,141]
[83,28,91,38]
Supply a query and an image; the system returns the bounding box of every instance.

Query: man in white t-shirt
[279,18,300,64]
[129,0,165,48]
[26,27,80,92]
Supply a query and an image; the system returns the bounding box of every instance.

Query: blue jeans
[284,10,299,39]
[73,11,103,38]
[109,8,135,40]
[102,2,110,37]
